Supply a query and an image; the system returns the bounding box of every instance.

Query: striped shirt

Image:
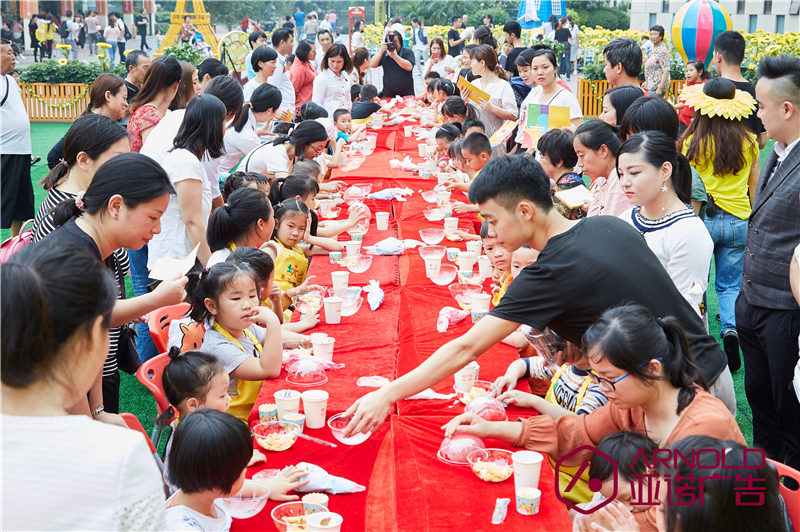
[524,357,608,415]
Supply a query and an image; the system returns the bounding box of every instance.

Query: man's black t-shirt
[378,47,416,98]
[731,80,765,137]
[447,28,463,57]
[489,216,727,386]
[505,46,525,77]
[282,21,294,31]
[125,80,139,104]
[135,15,147,33]
[350,99,382,120]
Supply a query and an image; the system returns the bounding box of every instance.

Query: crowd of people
[1,8,800,531]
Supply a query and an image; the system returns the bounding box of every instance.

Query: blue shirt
[245,51,256,82]
[293,11,305,28]
[336,131,349,143]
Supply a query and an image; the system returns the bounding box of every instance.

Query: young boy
[449,133,492,213]
[350,84,362,103]
[350,84,392,121]
[332,108,366,143]
[498,245,542,351]
[462,118,486,137]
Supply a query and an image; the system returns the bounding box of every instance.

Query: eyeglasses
[588,357,663,391]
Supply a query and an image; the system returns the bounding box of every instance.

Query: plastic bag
[362,280,384,311]
[437,307,470,332]
[282,351,345,371]
[293,462,366,495]
[364,237,405,256]
[357,376,392,387]
[389,156,418,172]
[368,189,395,201]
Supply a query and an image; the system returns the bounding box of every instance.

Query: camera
[386,41,396,52]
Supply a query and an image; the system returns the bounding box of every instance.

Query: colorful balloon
[672,0,733,68]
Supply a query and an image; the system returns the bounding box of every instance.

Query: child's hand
[348,203,368,222]
[265,466,311,502]
[491,284,501,296]
[269,283,283,303]
[294,276,325,296]
[303,212,313,242]
[454,229,472,240]
[299,308,320,328]
[492,375,518,395]
[497,390,538,409]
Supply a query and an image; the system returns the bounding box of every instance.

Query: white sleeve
[312,74,326,106]
[556,91,584,120]
[423,58,432,72]
[267,65,283,89]
[498,82,519,117]
[169,153,204,184]
[664,220,714,299]
[112,436,166,531]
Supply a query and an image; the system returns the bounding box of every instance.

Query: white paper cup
[478,255,492,278]
[323,297,343,324]
[437,191,451,207]
[344,241,361,258]
[454,361,479,392]
[308,511,343,532]
[376,212,390,231]
[273,389,301,421]
[472,293,491,312]
[512,450,544,491]
[443,217,459,234]
[301,390,329,429]
[319,199,333,216]
[457,251,475,272]
[466,241,482,256]
[331,271,349,289]
[312,336,335,361]
[418,143,426,157]
[424,257,442,278]
[404,125,413,136]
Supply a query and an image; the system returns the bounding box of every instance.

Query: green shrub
[161,42,203,66]
[586,8,630,32]
[19,59,125,85]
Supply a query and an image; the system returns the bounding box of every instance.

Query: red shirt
[678,79,707,126]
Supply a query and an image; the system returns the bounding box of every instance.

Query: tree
[391,1,517,26]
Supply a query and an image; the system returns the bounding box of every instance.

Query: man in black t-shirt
[135,9,150,51]
[447,16,466,57]
[503,20,526,78]
[370,31,415,98]
[341,156,735,436]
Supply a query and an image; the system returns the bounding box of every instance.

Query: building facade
[630,0,800,34]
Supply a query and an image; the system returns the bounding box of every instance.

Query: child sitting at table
[450,133,493,214]
[351,84,392,121]
[497,245,541,347]
[351,84,362,103]
[333,109,367,143]
[222,171,270,201]
[292,159,346,196]
[433,79,458,118]
[165,408,309,529]
[424,78,439,107]
[186,262,283,420]
[462,118,486,137]
[434,122,462,169]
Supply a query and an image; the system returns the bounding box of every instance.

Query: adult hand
[556,341,583,366]
[379,43,388,56]
[459,87,471,101]
[442,412,495,439]
[275,109,288,121]
[152,274,188,307]
[497,390,538,409]
[432,56,440,64]
[477,97,494,113]
[341,388,393,437]
[96,411,128,428]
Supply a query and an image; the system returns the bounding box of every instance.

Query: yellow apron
[545,365,594,504]
[272,239,309,293]
[212,322,264,421]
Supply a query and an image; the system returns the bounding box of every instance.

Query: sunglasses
[588,357,663,391]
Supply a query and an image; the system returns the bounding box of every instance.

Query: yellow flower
[124,49,132,56]
[748,64,756,69]
[97,53,105,59]
[57,44,72,50]
[97,42,112,49]
[58,58,68,66]
[104,62,110,68]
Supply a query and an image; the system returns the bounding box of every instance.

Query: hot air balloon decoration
[672,0,733,69]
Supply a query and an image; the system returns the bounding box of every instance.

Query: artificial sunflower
[58,58,68,66]
[97,53,105,59]
[679,83,757,121]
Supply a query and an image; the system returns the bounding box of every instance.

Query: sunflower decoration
[124,49,133,56]
[97,53,105,59]
[97,42,112,49]
[58,58,68,66]
[679,83,757,121]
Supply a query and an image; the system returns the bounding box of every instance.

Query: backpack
[60,20,70,39]
[0,219,35,264]
[122,21,131,40]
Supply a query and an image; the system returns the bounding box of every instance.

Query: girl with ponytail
[441,95,478,124]
[617,131,713,309]
[205,188,278,268]
[443,303,745,532]
[221,83,282,175]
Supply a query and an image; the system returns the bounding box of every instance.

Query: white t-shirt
[267,54,296,112]
[239,141,291,176]
[148,148,213,269]
[1,414,165,531]
[1,75,31,154]
[165,492,232,532]
[117,19,127,42]
[424,54,456,78]
[515,86,583,144]
[243,78,261,101]
[351,31,364,50]
[472,77,518,155]
[140,109,221,199]
[319,19,332,32]
[218,112,261,174]
[312,67,352,116]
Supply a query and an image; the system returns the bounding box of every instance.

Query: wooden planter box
[21,82,90,122]
[578,79,686,118]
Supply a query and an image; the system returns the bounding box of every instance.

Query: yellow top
[211,322,263,420]
[272,238,308,292]
[682,134,758,220]
[492,274,513,306]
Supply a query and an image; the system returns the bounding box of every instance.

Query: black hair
[469,155,553,213]
[589,431,658,483]
[463,43,478,57]
[351,84,362,103]
[272,27,292,47]
[649,25,665,39]
[479,219,490,239]
[197,57,229,80]
[574,120,621,156]
[296,101,328,122]
[273,198,315,240]
[124,49,148,72]
[269,174,320,206]
[582,303,708,415]
[603,85,645,128]
[435,122,462,143]
[234,82,281,133]
[1,241,117,388]
[129,56,183,113]
[162,347,226,408]
[441,95,479,121]
[270,120,329,161]
[187,262,258,323]
[352,47,370,85]
[618,96,680,143]
[484,14,494,24]
[448,138,462,160]
[295,40,313,64]
[536,129,578,168]
[227,246,275,284]
[462,118,486,133]
[285,53,295,64]
[385,30,404,49]
[548,14,557,25]
[714,30,745,65]
[503,20,521,39]
[757,54,800,107]
[686,59,711,81]
[602,38,643,78]
[461,131,492,156]
[657,436,785,532]
[426,79,439,95]
[333,109,351,122]
[360,83,378,100]
[435,79,457,97]
[204,75,245,124]
[168,408,252,494]
[317,29,333,41]
[411,17,420,24]
[248,29,266,48]
[452,15,460,23]
[251,45,278,72]
[321,43,353,73]
[171,94,227,160]
[222,171,270,201]
[41,113,127,189]
[424,71,441,81]
[515,47,536,68]
[291,159,322,180]
[207,188,273,252]
[530,45,558,70]
[618,131,692,203]
[52,153,174,227]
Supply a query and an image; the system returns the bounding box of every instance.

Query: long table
[232,123,572,532]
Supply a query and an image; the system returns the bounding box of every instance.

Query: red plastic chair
[120,412,164,474]
[769,459,800,532]
[136,352,177,449]
[147,303,190,353]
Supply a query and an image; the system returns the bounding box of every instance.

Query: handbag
[111,252,142,375]
[0,219,34,263]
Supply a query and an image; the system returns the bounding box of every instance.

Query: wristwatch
[91,405,105,417]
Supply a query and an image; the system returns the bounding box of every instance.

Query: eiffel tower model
[154,0,219,59]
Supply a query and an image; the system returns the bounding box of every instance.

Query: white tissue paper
[389,156,418,172]
[363,280,384,311]
[294,463,366,495]
[401,239,426,249]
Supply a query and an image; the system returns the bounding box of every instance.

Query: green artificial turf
[9,122,767,449]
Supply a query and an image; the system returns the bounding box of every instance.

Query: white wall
[630,0,800,33]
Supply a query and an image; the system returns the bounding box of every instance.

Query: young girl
[434,122,461,169]
[441,95,479,125]
[676,60,710,135]
[165,408,309,530]
[536,129,588,220]
[219,83,282,176]
[433,79,458,118]
[573,120,626,218]
[187,262,283,420]
[221,171,270,201]
[206,187,278,268]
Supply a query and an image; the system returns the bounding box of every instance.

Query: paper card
[521,103,572,148]
[457,76,491,105]
[555,186,593,209]
[149,243,200,281]
[488,120,516,148]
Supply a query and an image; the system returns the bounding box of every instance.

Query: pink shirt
[586,168,629,218]
[290,60,318,114]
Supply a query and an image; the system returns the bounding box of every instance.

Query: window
[737,1,745,14]
[777,14,785,33]
[764,1,772,14]
[650,13,657,28]
[662,1,670,13]
[749,14,758,33]
[791,0,800,15]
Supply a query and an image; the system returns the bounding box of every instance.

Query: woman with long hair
[679,78,760,370]
[290,39,317,113]
[312,43,353,116]
[553,17,572,81]
[424,37,456,78]
[351,19,365,50]
[350,47,371,86]
[168,60,201,111]
[240,118,330,181]
[127,55,182,152]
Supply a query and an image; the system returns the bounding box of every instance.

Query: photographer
[370,30,415,98]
